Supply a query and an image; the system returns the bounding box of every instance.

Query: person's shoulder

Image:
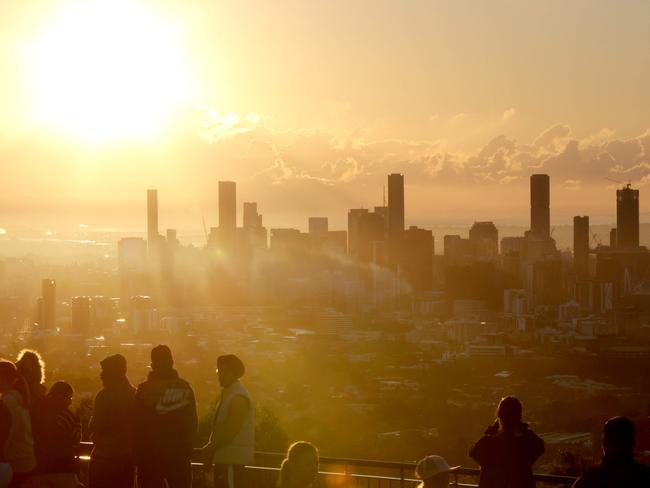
[633,460,650,478]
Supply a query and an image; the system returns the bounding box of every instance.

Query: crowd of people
[0,347,649,488]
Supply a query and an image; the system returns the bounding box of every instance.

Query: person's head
[0,359,29,406]
[16,349,45,386]
[216,354,245,388]
[279,441,319,488]
[415,455,458,488]
[47,381,73,410]
[100,354,128,387]
[150,345,173,372]
[496,396,523,432]
[602,416,635,457]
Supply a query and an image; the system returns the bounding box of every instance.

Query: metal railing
[78,443,577,487]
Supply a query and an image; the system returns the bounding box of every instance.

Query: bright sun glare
[27,1,191,143]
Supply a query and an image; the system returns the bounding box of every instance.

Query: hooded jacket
[133,369,197,460]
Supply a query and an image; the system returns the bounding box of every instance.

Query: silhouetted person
[134,345,197,488]
[572,416,650,487]
[278,442,319,488]
[415,455,460,488]
[0,360,35,487]
[635,404,650,464]
[15,351,46,407]
[88,354,136,488]
[469,396,544,488]
[201,355,254,488]
[30,381,81,487]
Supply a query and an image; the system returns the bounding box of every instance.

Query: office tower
[501,237,526,256]
[616,184,639,248]
[40,279,56,329]
[387,174,405,267]
[270,229,308,253]
[402,226,434,292]
[469,221,499,260]
[530,174,550,237]
[444,235,473,267]
[358,211,386,263]
[348,208,369,259]
[325,230,348,255]
[147,189,159,255]
[573,216,589,277]
[71,296,92,334]
[308,217,329,236]
[166,229,177,246]
[609,228,617,248]
[243,202,263,229]
[218,181,237,252]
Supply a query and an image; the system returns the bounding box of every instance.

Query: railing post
[399,466,404,488]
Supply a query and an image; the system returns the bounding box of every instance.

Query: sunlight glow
[26,1,191,143]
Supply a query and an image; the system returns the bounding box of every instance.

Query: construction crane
[591,232,602,247]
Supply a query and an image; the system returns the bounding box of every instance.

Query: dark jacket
[572,454,650,488]
[31,399,81,474]
[469,422,545,488]
[133,369,197,461]
[89,377,136,459]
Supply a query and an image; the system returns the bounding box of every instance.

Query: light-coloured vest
[1,390,35,473]
[212,381,254,465]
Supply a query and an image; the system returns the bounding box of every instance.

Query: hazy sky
[1,0,650,232]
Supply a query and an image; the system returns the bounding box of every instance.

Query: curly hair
[16,349,46,386]
[278,441,319,488]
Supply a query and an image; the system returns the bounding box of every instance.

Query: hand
[485,419,499,435]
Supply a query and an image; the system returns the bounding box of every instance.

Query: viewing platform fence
[78,442,577,487]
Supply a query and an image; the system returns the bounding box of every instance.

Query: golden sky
[1,0,650,230]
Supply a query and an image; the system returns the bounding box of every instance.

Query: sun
[26,1,192,143]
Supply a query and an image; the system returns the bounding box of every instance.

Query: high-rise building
[530,174,550,237]
[469,221,498,260]
[147,189,159,255]
[347,208,369,259]
[402,226,434,292]
[616,184,639,248]
[357,211,385,263]
[388,174,405,267]
[243,202,263,229]
[609,228,617,248]
[308,217,329,236]
[444,235,473,267]
[71,296,92,334]
[218,181,237,252]
[573,216,590,277]
[40,279,56,329]
[118,238,147,305]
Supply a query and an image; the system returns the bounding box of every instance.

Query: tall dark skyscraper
[469,221,498,260]
[530,174,550,237]
[573,216,589,277]
[616,184,639,248]
[243,202,262,229]
[387,173,405,267]
[147,189,159,254]
[347,208,369,259]
[218,181,237,252]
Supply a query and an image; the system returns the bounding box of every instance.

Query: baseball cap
[415,455,460,480]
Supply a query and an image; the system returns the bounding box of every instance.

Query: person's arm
[469,435,493,466]
[202,395,249,456]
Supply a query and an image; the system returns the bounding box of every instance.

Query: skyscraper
[347,208,369,259]
[388,173,405,268]
[243,202,262,229]
[616,184,639,248]
[530,174,550,237]
[469,221,498,260]
[308,217,329,236]
[402,226,434,292]
[218,181,237,252]
[147,189,159,254]
[573,216,589,277]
